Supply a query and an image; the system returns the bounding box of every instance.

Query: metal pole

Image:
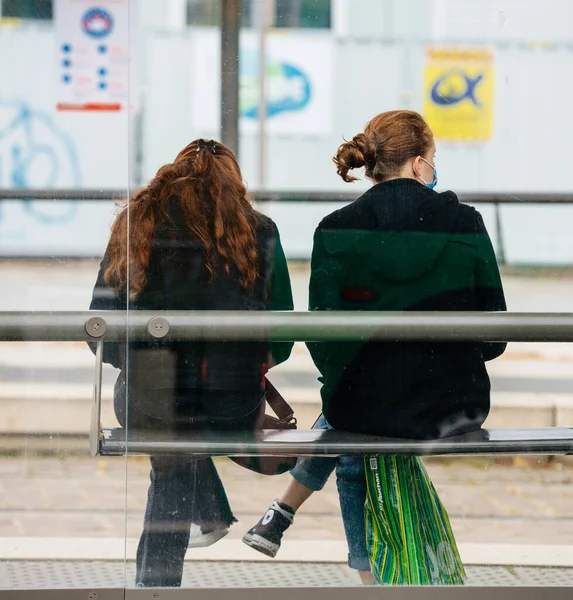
[494,201,507,265]
[132,94,145,187]
[89,339,104,457]
[285,0,302,28]
[0,189,571,204]
[256,0,275,190]
[220,0,241,156]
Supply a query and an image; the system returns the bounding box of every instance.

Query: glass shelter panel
[0,0,133,593]
[0,0,571,597]
[123,0,573,594]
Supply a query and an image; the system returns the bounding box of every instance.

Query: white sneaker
[188,524,229,548]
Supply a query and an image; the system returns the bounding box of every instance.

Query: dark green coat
[307,179,506,439]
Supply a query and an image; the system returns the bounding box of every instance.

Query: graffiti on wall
[0,98,82,223]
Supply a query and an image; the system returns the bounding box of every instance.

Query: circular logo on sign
[82,8,114,39]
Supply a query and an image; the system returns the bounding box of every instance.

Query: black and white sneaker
[242,500,295,558]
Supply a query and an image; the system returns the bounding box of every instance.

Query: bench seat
[99,426,573,457]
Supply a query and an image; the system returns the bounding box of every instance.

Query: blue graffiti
[431,71,484,107]
[0,99,82,224]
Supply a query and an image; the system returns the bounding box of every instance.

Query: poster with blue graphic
[189,29,333,134]
[54,0,137,111]
[424,48,493,141]
[0,24,129,256]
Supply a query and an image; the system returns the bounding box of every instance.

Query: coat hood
[321,179,460,282]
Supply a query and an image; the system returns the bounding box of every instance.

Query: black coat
[90,198,294,425]
[307,179,507,439]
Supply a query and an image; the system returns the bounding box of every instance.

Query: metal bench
[97,425,573,458]
[77,310,573,459]
[1,310,572,598]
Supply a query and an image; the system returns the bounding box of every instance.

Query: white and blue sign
[55,0,136,111]
[190,30,333,135]
[240,51,312,120]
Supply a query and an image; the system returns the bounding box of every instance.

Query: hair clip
[196,139,217,154]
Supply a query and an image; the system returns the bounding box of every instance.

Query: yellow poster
[424,48,494,142]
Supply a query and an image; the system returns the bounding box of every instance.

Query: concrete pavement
[0,454,571,565]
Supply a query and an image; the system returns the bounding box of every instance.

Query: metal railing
[2,189,572,265]
[0,310,571,457]
[2,311,573,342]
[1,189,572,203]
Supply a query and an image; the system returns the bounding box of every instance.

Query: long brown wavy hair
[104,139,260,298]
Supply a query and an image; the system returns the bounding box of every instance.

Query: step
[1,538,572,568]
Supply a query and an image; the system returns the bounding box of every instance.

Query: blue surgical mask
[419,157,438,190]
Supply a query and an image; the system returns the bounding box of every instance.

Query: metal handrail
[3,189,571,265]
[0,310,570,456]
[1,189,572,203]
[0,311,573,343]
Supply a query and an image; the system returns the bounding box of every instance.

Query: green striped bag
[365,455,466,585]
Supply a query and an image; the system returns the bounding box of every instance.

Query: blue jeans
[136,455,234,587]
[290,414,369,571]
[132,390,262,587]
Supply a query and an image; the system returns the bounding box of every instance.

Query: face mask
[418,157,438,190]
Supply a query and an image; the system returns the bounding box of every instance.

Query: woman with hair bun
[243,110,506,585]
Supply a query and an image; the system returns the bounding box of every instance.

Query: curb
[1,539,572,568]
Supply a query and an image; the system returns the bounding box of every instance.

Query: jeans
[130,391,262,588]
[290,414,369,571]
[136,455,234,587]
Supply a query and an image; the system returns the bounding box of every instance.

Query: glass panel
[120,0,571,593]
[0,0,132,592]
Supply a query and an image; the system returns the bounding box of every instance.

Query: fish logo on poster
[424,48,494,141]
[430,72,483,107]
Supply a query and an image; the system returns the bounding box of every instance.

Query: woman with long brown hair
[90,138,294,587]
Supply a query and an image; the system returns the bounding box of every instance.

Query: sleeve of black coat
[268,226,294,366]
[88,249,126,368]
[306,226,337,377]
[475,211,507,361]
